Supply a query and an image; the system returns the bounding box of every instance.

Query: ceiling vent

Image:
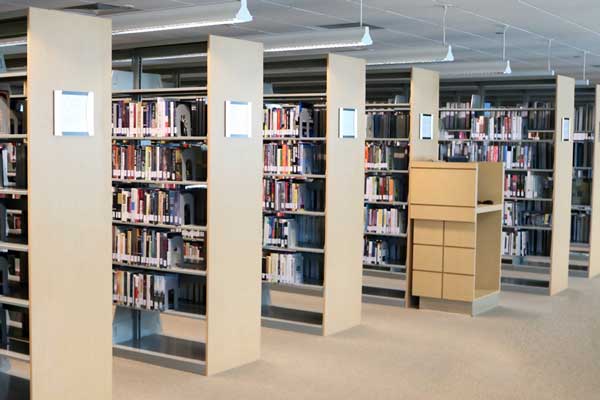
[62,3,139,16]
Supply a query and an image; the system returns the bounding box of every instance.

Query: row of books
[112,143,206,181]
[364,207,407,235]
[504,174,552,199]
[113,187,188,226]
[364,176,407,203]
[0,92,25,135]
[503,201,552,227]
[262,179,324,212]
[178,279,205,312]
[440,102,472,130]
[439,142,554,169]
[365,143,408,170]
[112,226,184,268]
[502,230,551,257]
[0,253,28,299]
[571,212,590,244]
[262,215,324,249]
[263,104,325,138]
[441,102,554,131]
[469,114,525,139]
[112,270,176,311]
[573,142,593,168]
[0,143,26,189]
[574,104,594,134]
[261,252,322,285]
[572,178,591,206]
[363,239,406,266]
[183,241,203,264]
[366,111,409,139]
[112,98,207,137]
[263,142,325,175]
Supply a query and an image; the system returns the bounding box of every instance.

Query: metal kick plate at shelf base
[113,334,206,375]
[261,305,323,335]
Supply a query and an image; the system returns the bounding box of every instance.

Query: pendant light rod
[583,50,588,81]
[360,0,363,27]
[443,5,449,46]
[547,39,552,72]
[502,25,509,61]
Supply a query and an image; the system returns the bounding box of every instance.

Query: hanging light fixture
[507,39,556,77]
[367,45,453,66]
[427,60,513,77]
[263,0,372,53]
[112,0,252,36]
[366,4,453,66]
[262,26,373,53]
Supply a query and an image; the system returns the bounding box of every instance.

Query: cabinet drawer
[443,273,475,302]
[444,222,476,248]
[413,220,443,246]
[413,271,442,299]
[412,244,443,272]
[443,247,475,275]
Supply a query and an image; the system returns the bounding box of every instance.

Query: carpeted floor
[113,276,600,400]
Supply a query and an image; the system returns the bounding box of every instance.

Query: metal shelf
[112,261,206,277]
[262,137,325,142]
[112,136,206,141]
[364,231,407,238]
[263,173,326,179]
[262,245,324,254]
[262,209,325,217]
[112,178,207,188]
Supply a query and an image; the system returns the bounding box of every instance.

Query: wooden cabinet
[408,162,502,316]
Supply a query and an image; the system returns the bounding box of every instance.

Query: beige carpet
[113,276,600,400]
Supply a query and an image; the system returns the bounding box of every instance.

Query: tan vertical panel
[587,85,600,278]
[27,8,111,400]
[477,162,504,204]
[205,35,263,375]
[406,69,439,306]
[475,211,502,293]
[323,54,365,336]
[409,67,439,161]
[550,75,575,295]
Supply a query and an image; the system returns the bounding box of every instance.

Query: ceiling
[1,0,600,82]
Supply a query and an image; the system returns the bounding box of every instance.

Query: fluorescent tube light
[367,45,454,66]
[262,26,372,53]
[112,0,252,36]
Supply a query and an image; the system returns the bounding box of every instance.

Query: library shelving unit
[111,35,263,375]
[587,86,600,279]
[261,54,365,335]
[570,85,600,278]
[362,67,440,306]
[0,8,112,400]
[438,75,575,295]
[408,161,503,315]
